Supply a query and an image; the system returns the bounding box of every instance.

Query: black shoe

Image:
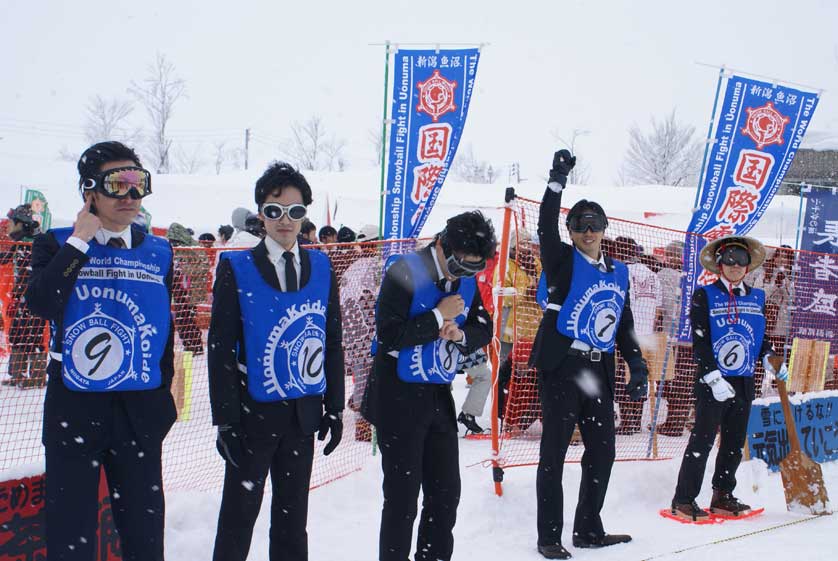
[710,490,751,515]
[538,544,571,559]
[458,412,484,434]
[572,533,632,548]
[2,375,23,387]
[615,424,641,436]
[670,500,710,521]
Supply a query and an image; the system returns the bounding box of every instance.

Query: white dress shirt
[265,236,302,292]
[67,226,132,254]
[719,276,745,296]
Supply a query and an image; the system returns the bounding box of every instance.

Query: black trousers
[45,403,166,561]
[213,424,315,561]
[537,355,616,546]
[377,391,460,561]
[673,376,752,503]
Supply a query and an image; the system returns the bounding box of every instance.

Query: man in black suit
[362,211,495,561]
[26,141,176,561]
[531,150,648,559]
[209,162,344,561]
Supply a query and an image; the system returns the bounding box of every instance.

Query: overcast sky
[2,0,837,189]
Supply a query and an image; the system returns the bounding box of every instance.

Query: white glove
[763,356,789,382]
[703,370,735,401]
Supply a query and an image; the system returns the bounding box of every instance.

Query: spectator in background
[318,225,338,244]
[228,207,261,248]
[167,223,206,355]
[356,224,379,243]
[494,231,541,365]
[613,236,661,435]
[199,232,216,248]
[333,226,358,284]
[1,204,46,389]
[655,239,694,437]
[299,219,317,245]
[337,225,356,243]
[217,224,234,246]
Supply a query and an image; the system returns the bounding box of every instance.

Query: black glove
[625,357,649,402]
[318,411,343,456]
[216,423,245,468]
[549,149,577,183]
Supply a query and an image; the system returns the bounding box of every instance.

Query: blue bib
[53,228,172,392]
[225,248,331,402]
[371,252,476,384]
[555,251,628,352]
[536,271,548,311]
[705,284,766,378]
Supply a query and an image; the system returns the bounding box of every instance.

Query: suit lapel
[252,240,282,290]
[299,248,311,288]
[130,225,146,249]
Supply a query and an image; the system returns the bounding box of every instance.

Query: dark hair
[199,233,216,242]
[440,211,497,261]
[254,162,313,207]
[78,141,142,187]
[300,219,316,235]
[319,225,337,240]
[337,226,356,243]
[218,225,234,241]
[566,199,607,225]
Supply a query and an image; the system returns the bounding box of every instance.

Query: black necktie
[437,278,454,293]
[107,237,126,249]
[283,251,297,292]
[733,287,742,297]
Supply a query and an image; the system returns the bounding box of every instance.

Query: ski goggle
[716,244,751,267]
[261,203,308,222]
[81,166,151,199]
[445,253,486,278]
[567,213,607,233]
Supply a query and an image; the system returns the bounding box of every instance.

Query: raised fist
[552,149,576,175]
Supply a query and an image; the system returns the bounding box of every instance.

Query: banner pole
[691,66,726,211]
[377,41,392,239]
[794,183,806,252]
[490,188,515,497]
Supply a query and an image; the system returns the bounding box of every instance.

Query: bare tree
[129,53,186,173]
[551,128,592,185]
[282,115,347,171]
[84,96,140,144]
[450,144,495,183]
[368,126,384,166]
[212,141,227,175]
[620,109,703,187]
[173,144,205,174]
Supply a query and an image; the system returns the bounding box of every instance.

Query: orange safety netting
[489,194,838,476]
[0,238,428,492]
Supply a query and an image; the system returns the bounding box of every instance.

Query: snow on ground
[163,378,836,561]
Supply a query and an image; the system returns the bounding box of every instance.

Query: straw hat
[699,235,765,274]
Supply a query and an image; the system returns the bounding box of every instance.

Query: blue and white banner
[792,187,838,345]
[383,48,480,241]
[678,74,820,341]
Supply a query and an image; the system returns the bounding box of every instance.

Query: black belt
[566,347,606,362]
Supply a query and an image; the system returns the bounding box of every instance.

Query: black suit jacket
[361,245,492,433]
[207,240,345,439]
[690,280,775,401]
[530,185,644,387]
[26,226,177,454]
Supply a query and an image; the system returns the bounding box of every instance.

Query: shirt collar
[575,246,607,271]
[719,276,744,293]
[95,226,132,248]
[265,236,300,264]
[430,244,446,282]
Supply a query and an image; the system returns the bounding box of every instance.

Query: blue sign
[748,394,838,472]
[792,188,838,346]
[678,74,820,341]
[383,48,481,242]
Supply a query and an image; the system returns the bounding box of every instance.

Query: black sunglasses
[261,203,307,222]
[717,245,751,267]
[567,213,607,233]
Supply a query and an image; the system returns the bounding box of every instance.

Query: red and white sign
[733,149,775,190]
[416,70,458,122]
[417,123,452,162]
[741,101,790,150]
